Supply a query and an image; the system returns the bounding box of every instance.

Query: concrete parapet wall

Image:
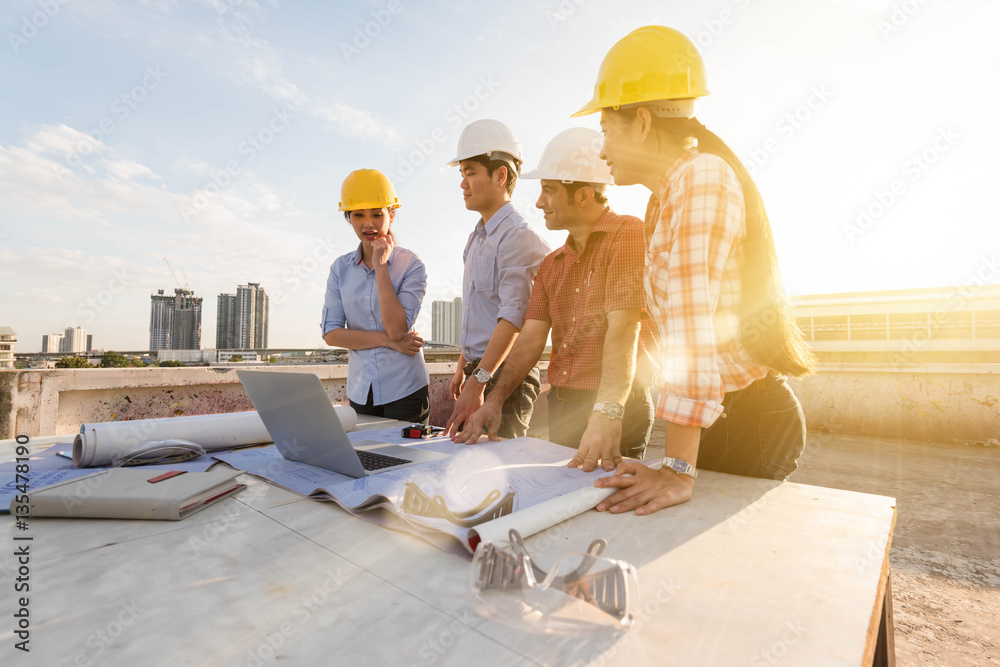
[0,365,459,438]
[0,364,553,438]
[788,363,1000,445]
[2,363,995,444]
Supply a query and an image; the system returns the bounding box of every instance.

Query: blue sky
[1,0,997,352]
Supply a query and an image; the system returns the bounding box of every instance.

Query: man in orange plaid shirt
[454,128,658,469]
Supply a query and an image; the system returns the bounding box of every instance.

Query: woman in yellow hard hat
[572,26,816,514]
[321,169,431,424]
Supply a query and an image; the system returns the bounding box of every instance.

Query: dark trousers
[464,361,541,439]
[350,385,430,426]
[547,387,654,459]
[697,375,806,480]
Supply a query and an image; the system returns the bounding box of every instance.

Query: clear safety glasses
[471,529,638,632]
[111,440,207,467]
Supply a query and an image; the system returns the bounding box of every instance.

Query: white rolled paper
[72,406,357,468]
[467,462,661,550]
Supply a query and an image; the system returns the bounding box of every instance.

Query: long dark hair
[619,110,815,377]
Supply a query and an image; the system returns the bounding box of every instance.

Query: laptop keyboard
[356,449,412,471]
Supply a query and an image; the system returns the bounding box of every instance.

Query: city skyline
[2,1,996,352]
[149,287,203,351]
[217,282,270,350]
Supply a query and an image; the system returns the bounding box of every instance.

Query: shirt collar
[659,146,700,194]
[553,207,617,259]
[478,202,515,236]
[352,243,392,266]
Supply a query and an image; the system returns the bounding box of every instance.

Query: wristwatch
[662,457,698,479]
[592,401,625,421]
[473,367,493,385]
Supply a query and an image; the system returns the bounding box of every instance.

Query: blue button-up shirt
[321,244,430,405]
[461,203,550,361]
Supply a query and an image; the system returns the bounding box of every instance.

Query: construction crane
[163,257,191,293]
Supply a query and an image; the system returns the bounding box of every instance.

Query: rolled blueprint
[467,461,662,551]
[73,406,357,468]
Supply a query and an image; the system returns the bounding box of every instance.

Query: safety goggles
[111,440,207,467]
[471,529,638,632]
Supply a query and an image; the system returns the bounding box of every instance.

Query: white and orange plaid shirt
[644,148,770,428]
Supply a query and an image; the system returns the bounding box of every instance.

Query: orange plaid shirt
[526,208,657,391]
[645,148,769,428]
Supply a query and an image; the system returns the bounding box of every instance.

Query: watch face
[474,369,491,383]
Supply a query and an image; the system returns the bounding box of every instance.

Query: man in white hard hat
[454,128,657,470]
[444,119,551,439]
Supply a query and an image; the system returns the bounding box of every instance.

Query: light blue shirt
[461,203,550,361]
[321,244,430,405]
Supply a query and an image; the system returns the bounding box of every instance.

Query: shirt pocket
[473,253,495,292]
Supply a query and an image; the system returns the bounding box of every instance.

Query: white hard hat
[521,128,613,184]
[447,119,522,167]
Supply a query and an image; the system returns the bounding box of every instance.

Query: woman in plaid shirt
[573,26,816,515]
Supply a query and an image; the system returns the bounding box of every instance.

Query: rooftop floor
[632,425,1000,666]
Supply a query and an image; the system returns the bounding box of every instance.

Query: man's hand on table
[444,379,485,438]
[451,401,502,444]
[594,461,694,515]
[568,413,623,472]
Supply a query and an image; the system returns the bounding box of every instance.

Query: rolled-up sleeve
[650,156,745,428]
[495,228,549,328]
[397,254,427,330]
[524,256,553,324]
[321,261,346,336]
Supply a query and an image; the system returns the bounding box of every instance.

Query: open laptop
[238,370,450,477]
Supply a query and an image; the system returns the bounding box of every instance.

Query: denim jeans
[547,387,654,459]
[351,385,430,426]
[464,363,541,439]
[697,375,806,480]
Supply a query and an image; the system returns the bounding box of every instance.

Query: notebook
[15,467,245,520]
[237,370,450,478]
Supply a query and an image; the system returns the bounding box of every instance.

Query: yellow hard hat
[338,169,400,211]
[572,26,710,117]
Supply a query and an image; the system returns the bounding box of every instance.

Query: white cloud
[101,159,162,181]
[217,22,308,106]
[311,102,403,148]
[24,124,107,159]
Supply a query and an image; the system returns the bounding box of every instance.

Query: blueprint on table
[213,427,607,556]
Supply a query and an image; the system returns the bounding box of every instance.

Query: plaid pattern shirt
[526,208,657,391]
[645,148,769,428]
